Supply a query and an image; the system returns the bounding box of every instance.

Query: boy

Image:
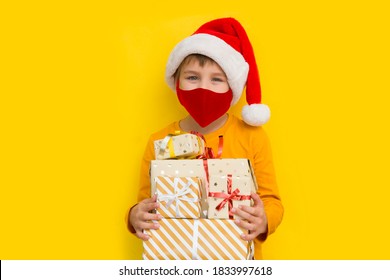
[126,17,283,260]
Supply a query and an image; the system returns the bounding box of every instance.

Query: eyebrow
[182,70,200,75]
[182,70,226,76]
[211,72,226,77]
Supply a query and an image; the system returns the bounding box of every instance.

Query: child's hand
[231,192,268,241]
[129,195,162,241]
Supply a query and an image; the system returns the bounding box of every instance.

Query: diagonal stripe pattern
[155,176,201,219]
[143,218,252,260]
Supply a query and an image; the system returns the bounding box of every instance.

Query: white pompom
[241,104,271,126]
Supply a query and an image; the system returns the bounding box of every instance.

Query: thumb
[251,192,264,207]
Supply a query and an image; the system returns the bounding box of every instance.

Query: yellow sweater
[128,114,284,260]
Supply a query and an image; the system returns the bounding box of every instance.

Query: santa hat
[165,17,270,126]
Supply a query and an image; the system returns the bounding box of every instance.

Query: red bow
[208,174,251,219]
[190,131,223,159]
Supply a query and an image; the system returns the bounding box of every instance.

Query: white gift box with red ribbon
[207,174,252,219]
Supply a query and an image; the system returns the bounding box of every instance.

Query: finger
[231,206,256,222]
[142,212,162,222]
[240,231,258,241]
[234,218,264,242]
[233,219,258,241]
[139,199,160,212]
[251,192,264,208]
[141,195,158,204]
[139,220,160,231]
[135,221,161,240]
[234,218,257,232]
[136,230,152,241]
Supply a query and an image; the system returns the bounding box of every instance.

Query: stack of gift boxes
[142,132,256,260]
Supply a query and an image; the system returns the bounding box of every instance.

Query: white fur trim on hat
[165,33,249,106]
[241,104,271,126]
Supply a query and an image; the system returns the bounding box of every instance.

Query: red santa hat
[165,17,270,126]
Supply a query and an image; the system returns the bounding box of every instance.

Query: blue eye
[212,77,224,82]
[186,76,198,81]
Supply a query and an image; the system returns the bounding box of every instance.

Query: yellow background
[1,0,389,259]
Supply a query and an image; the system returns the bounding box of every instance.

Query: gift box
[207,159,258,192]
[154,133,205,160]
[143,218,253,260]
[150,159,257,218]
[151,159,208,217]
[207,174,252,219]
[155,176,202,219]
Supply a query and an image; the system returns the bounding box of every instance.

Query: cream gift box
[143,218,253,260]
[206,159,258,189]
[207,174,252,219]
[154,133,205,160]
[150,159,258,218]
[155,176,202,219]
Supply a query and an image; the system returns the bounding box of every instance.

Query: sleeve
[252,128,284,241]
[137,136,155,202]
[125,136,156,233]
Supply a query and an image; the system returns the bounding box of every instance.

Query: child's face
[178,59,230,93]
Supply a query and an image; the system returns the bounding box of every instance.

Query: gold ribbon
[159,130,206,159]
[158,130,182,159]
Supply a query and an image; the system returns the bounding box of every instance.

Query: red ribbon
[202,159,210,196]
[190,131,223,159]
[189,130,206,143]
[189,131,225,202]
[208,174,251,219]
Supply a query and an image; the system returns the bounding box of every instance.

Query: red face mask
[176,82,233,127]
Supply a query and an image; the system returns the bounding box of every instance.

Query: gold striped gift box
[143,218,253,260]
[155,176,202,219]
